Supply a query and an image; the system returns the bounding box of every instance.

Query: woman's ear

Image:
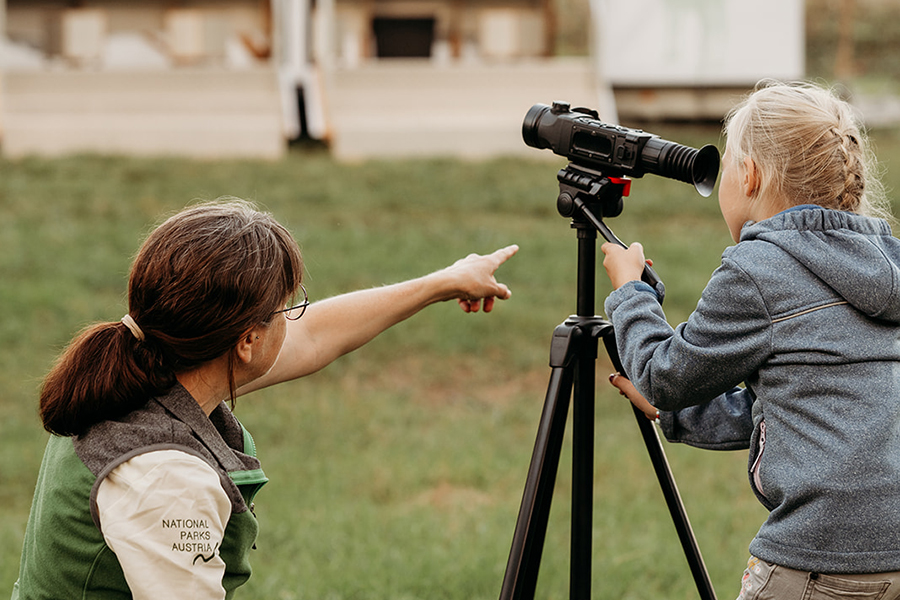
[742,156,760,197]
[235,330,258,365]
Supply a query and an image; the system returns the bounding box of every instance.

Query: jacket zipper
[751,420,767,499]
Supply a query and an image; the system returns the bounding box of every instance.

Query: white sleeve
[95,449,233,600]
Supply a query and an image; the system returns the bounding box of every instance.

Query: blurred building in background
[0,0,804,160]
[2,0,292,158]
[595,0,804,122]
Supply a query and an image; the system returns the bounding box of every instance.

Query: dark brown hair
[40,199,303,436]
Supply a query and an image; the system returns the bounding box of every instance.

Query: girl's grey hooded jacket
[605,206,900,574]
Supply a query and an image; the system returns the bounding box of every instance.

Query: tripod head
[555,163,629,220]
[555,163,667,303]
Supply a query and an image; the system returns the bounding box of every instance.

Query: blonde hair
[724,80,890,221]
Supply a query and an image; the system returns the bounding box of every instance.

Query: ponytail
[40,321,176,436]
[39,199,303,437]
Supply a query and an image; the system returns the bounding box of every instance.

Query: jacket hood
[741,207,900,323]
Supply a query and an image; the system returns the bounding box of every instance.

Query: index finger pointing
[492,244,519,264]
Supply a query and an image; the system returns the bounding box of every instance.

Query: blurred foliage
[807,0,900,84]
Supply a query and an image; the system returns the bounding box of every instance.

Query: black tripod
[498,164,718,600]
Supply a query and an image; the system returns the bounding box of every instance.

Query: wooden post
[835,0,856,80]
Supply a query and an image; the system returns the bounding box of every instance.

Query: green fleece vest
[12,387,267,600]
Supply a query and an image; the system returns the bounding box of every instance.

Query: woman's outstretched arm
[238,245,518,395]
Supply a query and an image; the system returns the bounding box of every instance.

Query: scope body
[523,101,719,197]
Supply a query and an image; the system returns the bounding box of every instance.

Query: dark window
[372,17,436,58]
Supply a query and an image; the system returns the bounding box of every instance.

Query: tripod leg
[570,342,595,600]
[499,325,581,600]
[602,333,719,600]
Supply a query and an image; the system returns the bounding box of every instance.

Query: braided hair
[724,80,890,222]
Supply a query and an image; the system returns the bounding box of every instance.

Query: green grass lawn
[3,126,900,598]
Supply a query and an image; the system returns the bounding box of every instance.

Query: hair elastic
[121,314,145,342]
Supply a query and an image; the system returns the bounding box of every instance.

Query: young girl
[602,80,900,599]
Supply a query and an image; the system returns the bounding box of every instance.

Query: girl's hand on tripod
[609,373,660,421]
[601,242,652,289]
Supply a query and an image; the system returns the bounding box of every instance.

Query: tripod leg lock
[549,317,612,369]
[549,323,582,369]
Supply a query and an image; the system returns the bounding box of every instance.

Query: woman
[12,199,517,599]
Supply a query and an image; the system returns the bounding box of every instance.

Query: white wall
[595,0,804,86]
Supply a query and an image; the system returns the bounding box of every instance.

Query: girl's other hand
[608,372,659,421]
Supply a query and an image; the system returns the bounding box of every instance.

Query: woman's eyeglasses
[272,284,309,320]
